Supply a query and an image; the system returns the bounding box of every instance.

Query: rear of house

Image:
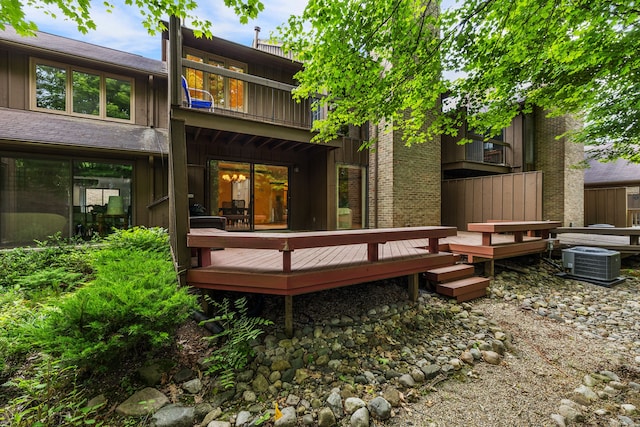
[0,26,169,247]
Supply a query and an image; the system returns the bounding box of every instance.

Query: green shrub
[6,227,197,370]
[0,355,105,427]
[0,233,94,289]
[202,297,273,388]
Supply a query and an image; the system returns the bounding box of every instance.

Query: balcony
[465,139,506,165]
[181,59,321,130]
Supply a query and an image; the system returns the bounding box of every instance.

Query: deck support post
[484,260,494,277]
[282,251,292,273]
[367,243,379,262]
[284,295,293,337]
[408,273,419,301]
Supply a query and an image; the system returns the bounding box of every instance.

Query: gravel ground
[386,259,640,427]
[141,255,640,427]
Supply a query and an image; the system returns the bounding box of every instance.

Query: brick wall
[369,119,441,228]
[535,109,584,226]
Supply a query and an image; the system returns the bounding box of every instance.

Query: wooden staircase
[425,263,491,302]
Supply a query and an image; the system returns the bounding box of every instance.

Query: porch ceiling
[185,126,339,154]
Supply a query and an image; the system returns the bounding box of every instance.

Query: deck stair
[425,264,491,302]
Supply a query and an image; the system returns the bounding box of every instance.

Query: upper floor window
[184,51,247,112]
[32,59,133,121]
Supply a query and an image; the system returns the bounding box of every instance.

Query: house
[1,20,586,252]
[584,158,640,227]
[369,106,584,231]
[0,26,170,247]
[162,21,368,235]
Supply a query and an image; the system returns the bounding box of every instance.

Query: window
[0,156,134,247]
[337,165,365,229]
[33,59,133,121]
[184,51,247,112]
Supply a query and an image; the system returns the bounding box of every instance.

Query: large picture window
[33,59,133,121]
[0,156,133,247]
[184,51,247,112]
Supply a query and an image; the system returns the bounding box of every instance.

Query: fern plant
[201,297,273,388]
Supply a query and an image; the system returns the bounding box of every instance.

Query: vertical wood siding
[442,171,543,230]
[584,187,627,227]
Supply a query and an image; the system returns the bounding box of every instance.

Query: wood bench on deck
[447,220,561,275]
[551,226,640,253]
[187,226,458,336]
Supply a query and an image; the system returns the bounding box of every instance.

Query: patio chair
[181,76,214,111]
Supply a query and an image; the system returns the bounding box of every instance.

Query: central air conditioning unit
[562,246,621,281]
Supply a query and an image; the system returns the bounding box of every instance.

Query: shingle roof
[585,158,640,186]
[0,108,168,155]
[0,26,166,76]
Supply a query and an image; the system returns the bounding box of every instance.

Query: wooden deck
[552,227,640,254]
[442,221,561,275]
[187,227,459,335]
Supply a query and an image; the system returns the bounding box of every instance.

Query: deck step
[425,264,475,283]
[435,276,490,298]
[453,287,487,303]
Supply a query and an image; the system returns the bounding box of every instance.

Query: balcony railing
[464,139,506,165]
[181,59,322,130]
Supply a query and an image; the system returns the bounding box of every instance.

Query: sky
[25,0,309,60]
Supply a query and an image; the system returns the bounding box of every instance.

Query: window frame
[30,58,135,123]
[183,48,248,112]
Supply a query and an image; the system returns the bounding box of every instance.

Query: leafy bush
[0,355,104,427]
[0,233,94,290]
[4,227,198,369]
[202,297,273,388]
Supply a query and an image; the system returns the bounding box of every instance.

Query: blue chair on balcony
[181,76,214,111]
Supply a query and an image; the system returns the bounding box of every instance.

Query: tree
[1,0,264,37]
[279,0,640,162]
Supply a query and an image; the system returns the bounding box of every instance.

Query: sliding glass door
[209,160,288,231]
[337,165,365,229]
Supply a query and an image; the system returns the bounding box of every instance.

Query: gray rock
[116,387,169,417]
[326,391,344,417]
[398,374,415,387]
[183,378,203,394]
[550,413,566,427]
[558,404,584,423]
[302,414,315,425]
[382,387,401,407]
[344,397,366,414]
[318,407,337,427]
[599,370,620,382]
[151,405,195,427]
[211,390,235,408]
[274,406,297,427]
[243,390,257,402]
[583,374,599,387]
[271,359,292,371]
[208,422,231,427]
[573,385,599,403]
[194,403,214,421]
[138,364,164,386]
[286,394,301,406]
[202,407,223,426]
[86,394,107,409]
[173,368,194,383]
[481,350,502,365]
[367,396,391,420]
[252,374,269,393]
[350,407,370,427]
[617,415,635,425]
[620,404,637,415]
[235,410,252,426]
[420,364,441,379]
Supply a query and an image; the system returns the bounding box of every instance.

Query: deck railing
[182,58,323,129]
[628,208,640,227]
[464,139,505,165]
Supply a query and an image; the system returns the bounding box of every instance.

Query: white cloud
[25,0,309,59]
